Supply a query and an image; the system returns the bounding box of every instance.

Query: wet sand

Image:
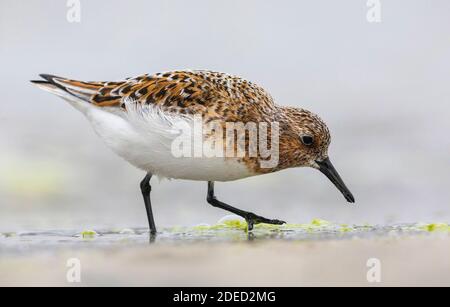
[1,221,449,286]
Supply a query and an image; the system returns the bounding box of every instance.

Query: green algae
[339,224,354,232]
[191,217,355,233]
[193,219,248,231]
[420,223,450,232]
[184,217,388,239]
[185,219,449,242]
[79,230,98,239]
[311,219,331,227]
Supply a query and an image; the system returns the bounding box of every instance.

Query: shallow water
[1,219,448,255]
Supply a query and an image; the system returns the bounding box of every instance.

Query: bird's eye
[301,135,314,146]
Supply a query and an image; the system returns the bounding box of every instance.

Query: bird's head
[278,107,355,203]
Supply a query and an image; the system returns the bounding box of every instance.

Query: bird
[31,70,355,234]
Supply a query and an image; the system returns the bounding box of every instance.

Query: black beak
[316,158,355,203]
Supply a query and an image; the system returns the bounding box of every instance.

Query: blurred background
[0,0,449,232]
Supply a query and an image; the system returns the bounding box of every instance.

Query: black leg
[140,173,157,235]
[206,181,286,231]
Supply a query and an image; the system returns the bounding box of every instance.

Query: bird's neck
[247,106,303,174]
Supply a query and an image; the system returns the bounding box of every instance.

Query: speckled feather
[56,70,277,121]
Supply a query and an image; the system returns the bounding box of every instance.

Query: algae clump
[193,216,248,231]
[191,216,359,234]
[80,230,98,238]
[421,223,450,232]
[339,224,353,232]
[311,219,331,227]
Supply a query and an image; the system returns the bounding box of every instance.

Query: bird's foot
[245,212,286,231]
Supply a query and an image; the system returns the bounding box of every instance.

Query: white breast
[83,104,253,182]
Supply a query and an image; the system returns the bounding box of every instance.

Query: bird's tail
[30,74,108,104]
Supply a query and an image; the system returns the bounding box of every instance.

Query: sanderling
[31,70,354,234]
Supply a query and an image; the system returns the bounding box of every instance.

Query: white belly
[84,106,253,181]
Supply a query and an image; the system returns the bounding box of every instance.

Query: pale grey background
[0,0,449,231]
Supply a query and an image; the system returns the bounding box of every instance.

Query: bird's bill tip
[316,157,355,204]
[343,190,355,203]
